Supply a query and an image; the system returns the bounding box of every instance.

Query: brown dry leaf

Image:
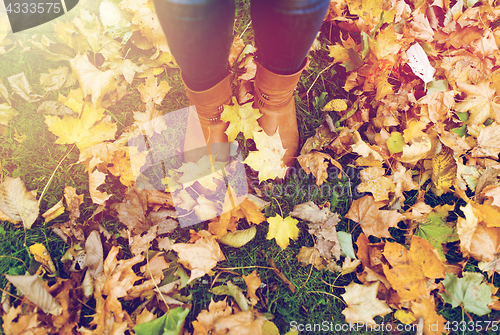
[172,230,225,283]
[0,177,39,229]
[341,281,392,326]
[85,231,104,279]
[350,131,384,162]
[482,185,500,208]
[290,201,341,261]
[418,90,455,124]
[106,149,138,187]
[243,270,261,305]
[296,246,325,270]
[390,162,417,203]
[229,37,245,67]
[78,142,121,172]
[115,185,148,233]
[2,305,45,335]
[357,167,396,202]
[140,252,170,279]
[469,222,500,264]
[89,168,111,205]
[129,225,158,256]
[457,202,480,255]
[297,151,342,186]
[471,123,500,159]
[345,195,404,238]
[411,295,448,335]
[147,209,178,234]
[455,81,500,126]
[193,298,266,335]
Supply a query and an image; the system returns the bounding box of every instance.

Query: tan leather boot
[183,74,232,163]
[254,60,309,167]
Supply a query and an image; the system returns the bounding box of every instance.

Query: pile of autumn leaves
[2,0,500,333]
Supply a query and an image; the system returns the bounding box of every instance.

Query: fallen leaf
[218,226,257,248]
[39,66,76,92]
[266,214,300,249]
[44,104,117,152]
[432,142,457,194]
[341,281,392,326]
[471,123,500,159]
[440,272,494,316]
[137,75,170,105]
[297,151,341,186]
[243,270,261,305]
[221,97,263,141]
[42,198,65,223]
[7,73,42,102]
[89,168,111,205]
[172,231,225,283]
[357,167,396,202]
[345,195,403,238]
[296,246,325,270]
[134,307,189,335]
[244,131,288,182]
[5,274,62,316]
[29,243,56,274]
[0,177,39,229]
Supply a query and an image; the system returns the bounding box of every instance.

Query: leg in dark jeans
[251,0,330,75]
[153,0,235,91]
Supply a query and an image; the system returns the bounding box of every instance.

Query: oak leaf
[244,131,288,182]
[266,214,300,249]
[345,195,403,238]
[341,282,392,326]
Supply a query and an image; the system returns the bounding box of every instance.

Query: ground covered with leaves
[2,0,500,334]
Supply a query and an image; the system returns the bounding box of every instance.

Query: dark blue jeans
[153,0,329,91]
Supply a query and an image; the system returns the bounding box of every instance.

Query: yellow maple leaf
[244,131,288,182]
[221,97,263,141]
[44,104,117,151]
[403,119,428,143]
[266,214,299,249]
[137,75,170,105]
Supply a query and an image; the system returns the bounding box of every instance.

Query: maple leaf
[133,104,168,137]
[296,246,326,270]
[403,119,428,142]
[220,97,263,141]
[357,167,396,202]
[482,185,500,208]
[69,55,119,108]
[137,75,170,105]
[89,168,111,205]
[244,131,288,182]
[297,151,342,186]
[455,81,500,126]
[345,195,403,238]
[457,202,479,255]
[341,281,392,326]
[390,162,417,203]
[418,90,455,124]
[410,295,448,335]
[44,104,117,152]
[471,123,500,159]
[172,230,225,283]
[266,214,300,249]
[440,272,494,316]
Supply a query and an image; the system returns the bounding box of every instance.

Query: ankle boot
[254,60,309,167]
[183,74,232,163]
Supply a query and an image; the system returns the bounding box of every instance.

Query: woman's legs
[251,0,329,166]
[153,0,235,91]
[251,0,330,75]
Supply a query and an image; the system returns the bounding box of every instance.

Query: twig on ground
[262,251,296,293]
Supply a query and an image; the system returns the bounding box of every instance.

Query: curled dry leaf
[7,73,42,102]
[218,226,257,248]
[85,231,104,279]
[39,66,76,92]
[29,243,56,274]
[42,198,65,223]
[243,270,261,305]
[0,177,39,229]
[89,168,111,205]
